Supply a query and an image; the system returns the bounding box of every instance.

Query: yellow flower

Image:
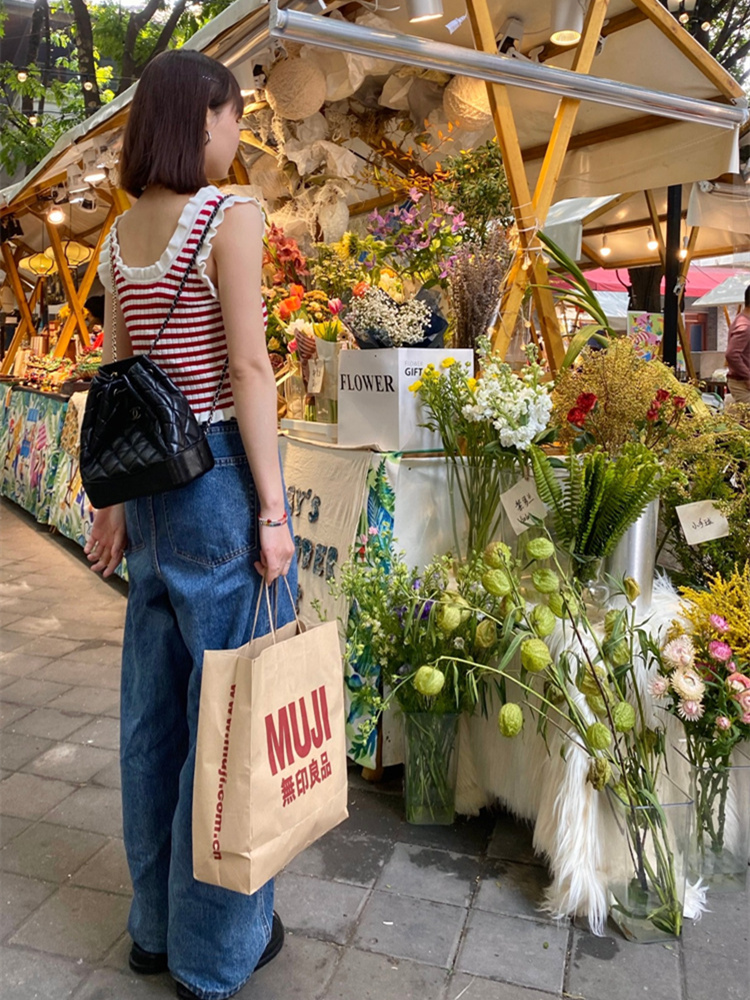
[467,377,477,391]
[408,380,423,393]
[441,357,456,369]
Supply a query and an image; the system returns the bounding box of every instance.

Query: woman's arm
[212,201,294,583]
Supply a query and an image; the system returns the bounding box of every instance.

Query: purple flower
[408,187,423,203]
[451,212,466,233]
[419,599,435,620]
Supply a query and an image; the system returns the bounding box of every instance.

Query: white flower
[346,288,430,348]
[662,635,695,670]
[286,317,314,339]
[670,666,705,702]
[677,699,705,722]
[649,676,669,699]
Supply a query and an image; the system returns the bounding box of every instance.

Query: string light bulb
[647,228,659,252]
[47,206,65,226]
[28,115,38,126]
[700,20,711,30]
[600,234,611,258]
[83,80,94,91]
[17,70,28,82]
[679,236,689,261]
[678,10,690,22]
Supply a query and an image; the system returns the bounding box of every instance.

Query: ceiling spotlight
[600,235,612,258]
[16,70,28,82]
[550,0,583,46]
[405,0,444,23]
[67,165,89,194]
[47,206,65,226]
[82,148,106,185]
[79,192,98,213]
[647,227,659,252]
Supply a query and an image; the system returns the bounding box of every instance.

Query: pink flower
[709,614,729,633]
[367,526,379,536]
[328,298,343,316]
[649,676,669,699]
[708,640,733,663]
[727,672,750,694]
[662,636,695,670]
[287,339,298,354]
[736,689,750,717]
[677,699,705,722]
[716,716,732,731]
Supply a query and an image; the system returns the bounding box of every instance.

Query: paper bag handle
[250,575,300,643]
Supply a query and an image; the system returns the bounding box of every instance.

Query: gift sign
[500,478,548,535]
[675,500,730,546]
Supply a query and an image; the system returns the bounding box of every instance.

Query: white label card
[307,359,325,395]
[676,500,730,546]
[500,478,548,536]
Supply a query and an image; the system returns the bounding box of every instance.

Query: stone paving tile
[683,936,749,1000]
[67,715,120,750]
[274,872,368,945]
[43,784,123,837]
[444,974,560,1000]
[0,630,30,653]
[456,909,568,994]
[681,887,749,958]
[9,884,130,962]
[0,732,55,771]
[4,615,67,636]
[0,815,30,847]
[0,677,72,706]
[0,702,31,727]
[59,643,124,668]
[0,871,56,938]
[91,758,122,789]
[286,829,389,888]
[0,652,58,678]
[237,934,341,1000]
[32,659,122,690]
[11,636,85,658]
[72,968,174,999]
[354,890,467,968]
[0,672,19,689]
[0,944,90,1000]
[375,843,481,908]
[325,947,447,1000]
[0,772,77,819]
[71,838,131,896]
[48,685,120,715]
[565,928,682,1000]
[474,860,554,923]
[487,812,542,868]
[23,742,118,783]
[0,611,22,628]
[11,707,92,740]
[0,821,106,882]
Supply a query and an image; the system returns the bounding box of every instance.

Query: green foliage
[433,139,514,243]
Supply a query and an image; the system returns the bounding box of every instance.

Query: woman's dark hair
[119,50,242,197]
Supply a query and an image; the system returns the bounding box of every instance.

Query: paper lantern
[265,57,327,121]
[443,75,492,130]
[44,241,93,268]
[248,153,289,201]
[20,252,57,276]
[318,199,349,244]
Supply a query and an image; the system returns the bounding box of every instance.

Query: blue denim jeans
[120,421,297,1000]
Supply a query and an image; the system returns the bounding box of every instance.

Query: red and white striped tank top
[98,186,267,421]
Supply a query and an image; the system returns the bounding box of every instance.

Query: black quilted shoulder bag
[80,196,228,509]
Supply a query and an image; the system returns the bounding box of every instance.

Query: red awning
[581,265,738,298]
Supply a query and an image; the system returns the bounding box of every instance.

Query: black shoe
[174,915,284,999]
[129,942,168,975]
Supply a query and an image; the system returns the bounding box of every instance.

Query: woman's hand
[255,524,295,585]
[84,505,128,577]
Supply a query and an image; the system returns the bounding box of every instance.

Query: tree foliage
[0,0,235,177]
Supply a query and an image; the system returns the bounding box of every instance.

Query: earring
[205,130,212,145]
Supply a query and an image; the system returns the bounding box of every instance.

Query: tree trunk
[627,265,663,313]
[69,0,102,112]
[118,0,163,96]
[21,0,48,116]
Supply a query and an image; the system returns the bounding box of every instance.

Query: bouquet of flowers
[263,224,309,286]
[345,286,431,349]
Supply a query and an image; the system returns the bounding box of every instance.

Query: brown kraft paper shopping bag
[192,594,348,895]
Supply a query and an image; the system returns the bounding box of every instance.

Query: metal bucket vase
[601,499,660,610]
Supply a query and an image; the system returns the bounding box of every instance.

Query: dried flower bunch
[678,563,750,664]
[552,339,686,455]
[448,228,514,352]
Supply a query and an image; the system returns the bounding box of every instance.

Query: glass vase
[283,360,305,420]
[686,747,750,892]
[402,712,459,826]
[606,775,692,943]
[314,339,342,424]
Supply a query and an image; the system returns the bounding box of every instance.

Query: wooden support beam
[532,0,610,224]
[465,0,565,371]
[110,187,132,216]
[53,206,117,359]
[644,190,665,267]
[239,130,277,158]
[231,155,250,185]
[349,191,400,218]
[1,245,40,375]
[47,223,91,348]
[522,112,666,162]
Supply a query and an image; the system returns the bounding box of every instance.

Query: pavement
[1,496,748,1000]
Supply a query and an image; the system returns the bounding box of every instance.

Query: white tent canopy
[692,274,750,307]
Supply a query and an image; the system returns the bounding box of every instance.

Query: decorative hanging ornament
[265,57,327,121]
[20,252,57,276]
[44,241,93,268]
[442,74,492,130]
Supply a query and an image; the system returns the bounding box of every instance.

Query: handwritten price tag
[676,500,729,546]
[307,360,325,395]
[500,478,548,536]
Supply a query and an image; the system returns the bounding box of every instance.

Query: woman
[85,49,297,1000]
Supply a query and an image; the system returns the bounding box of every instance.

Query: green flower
[586,722,612,751]
[624,576,641,604]
[587,757,612,791]
[547,592,565,618]
[413,666,446,697]
[498,702,524,737]
[586,693,608,717]
[608,640,630,668]
[604,610,622,639]
[529,604,556,638]
[531,569,560,594]
[437,603,463,634]
[578,664,607,697]
[612,701,636,733]
[482,569,512,597]
[526,537,555,561]
[484,541,512,569]
[475,618,497,649]
[520,637,552,673]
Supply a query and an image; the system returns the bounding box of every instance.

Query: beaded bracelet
[258,511,288,528]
